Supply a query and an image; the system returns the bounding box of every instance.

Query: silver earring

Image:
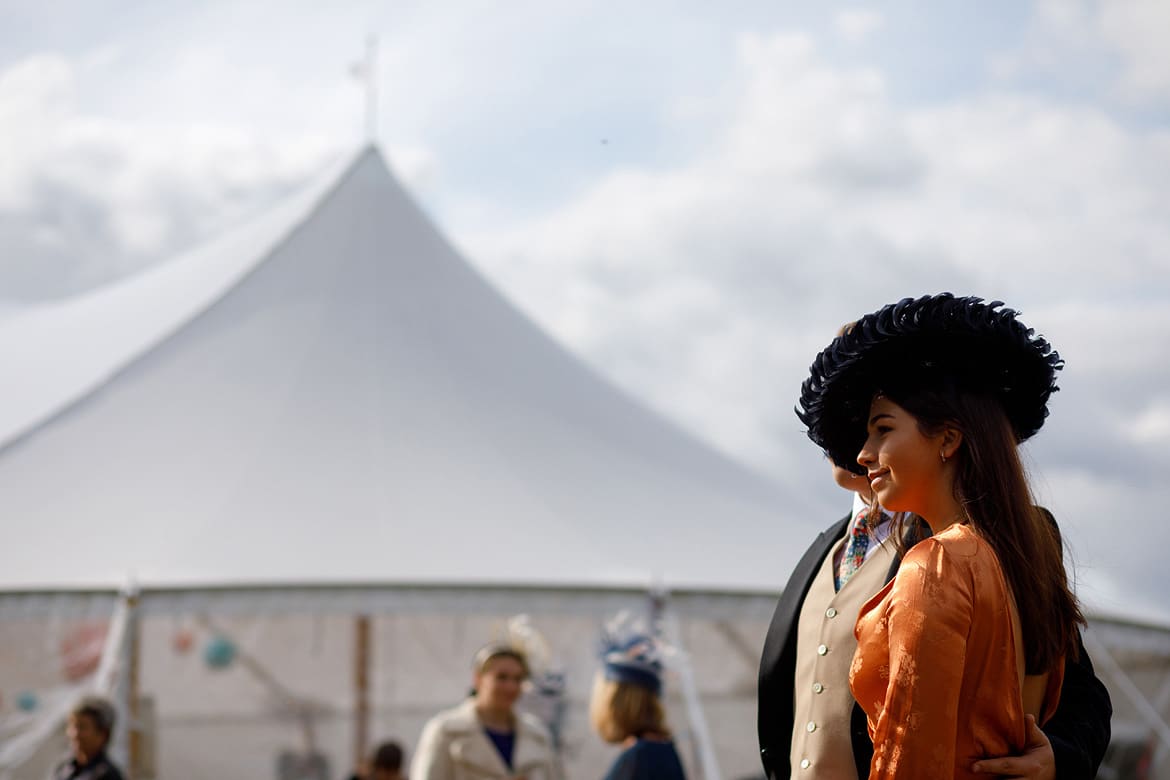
[940,452,947,463]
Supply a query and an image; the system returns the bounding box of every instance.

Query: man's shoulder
[91,757,126,780]
[97,766,126,780]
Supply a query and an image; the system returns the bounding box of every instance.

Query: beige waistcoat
[789,534,896,779]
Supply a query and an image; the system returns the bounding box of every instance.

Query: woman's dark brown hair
[884,387,1083,673]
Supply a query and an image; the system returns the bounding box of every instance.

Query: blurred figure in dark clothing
[52,696,125,780]
[348,740,406,780]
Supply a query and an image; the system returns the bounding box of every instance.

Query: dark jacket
[52,751,125,780]
[757,514,1112,780]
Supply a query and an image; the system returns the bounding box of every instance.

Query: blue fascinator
[599,612,666,696]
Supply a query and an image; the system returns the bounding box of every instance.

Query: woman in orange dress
[796,294,1084,779]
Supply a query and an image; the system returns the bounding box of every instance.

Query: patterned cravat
[835,508,871,591]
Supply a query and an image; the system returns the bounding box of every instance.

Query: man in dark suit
[757,466,1113,779]
[52,696,125,780]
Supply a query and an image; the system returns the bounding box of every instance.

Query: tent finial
[349,34,379,146]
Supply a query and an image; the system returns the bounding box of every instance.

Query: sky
[1,0,1169,618]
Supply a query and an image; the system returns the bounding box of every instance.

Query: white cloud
[463,26,1170,585]
[833,10,884,44]
[0,52,349,298]
[1100,0,1170,100]
[1124,401,1170,445]
[0,53,75,207]
[991,0,1170,104]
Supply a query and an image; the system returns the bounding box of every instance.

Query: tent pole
[126,591,141,780]
[660,601,722,780]
[354,615,371,770]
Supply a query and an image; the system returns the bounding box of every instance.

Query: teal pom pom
[203,636,236,669]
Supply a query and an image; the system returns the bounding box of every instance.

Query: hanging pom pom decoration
[203,636,237,669]
[172,628,195,655]
[60,622,108,682]
[16,691,38,712]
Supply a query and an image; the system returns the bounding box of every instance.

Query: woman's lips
[867,470,888,490]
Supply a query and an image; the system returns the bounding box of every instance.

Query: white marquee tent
[0,146,824,780]
[0,146,821,592]
[1,147,1167,780]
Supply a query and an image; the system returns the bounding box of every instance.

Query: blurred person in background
[590,617,685,780]
[52,696,124,780]
[348,740,406,780]
[411,643,556,780]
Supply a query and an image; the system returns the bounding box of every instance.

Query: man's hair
[371,741,404,771]
[71,696,116,736]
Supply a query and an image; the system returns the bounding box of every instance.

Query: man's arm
[971,630,1112,778]
[1041,630,1112,777]
[971,715,1053,778]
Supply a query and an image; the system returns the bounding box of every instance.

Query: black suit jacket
[757,515,1112,780]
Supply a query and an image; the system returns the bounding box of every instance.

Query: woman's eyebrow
[868,412,895,425]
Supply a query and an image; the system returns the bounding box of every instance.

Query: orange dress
[850,523,1064,779]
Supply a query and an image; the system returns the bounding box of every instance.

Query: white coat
[410,698,557,780]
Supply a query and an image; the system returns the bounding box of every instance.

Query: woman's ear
[940,426,963,461]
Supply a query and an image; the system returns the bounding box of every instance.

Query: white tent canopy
[0,146,817,591]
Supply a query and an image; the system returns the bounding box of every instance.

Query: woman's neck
[919,491,965,535]
[475,702,514,731]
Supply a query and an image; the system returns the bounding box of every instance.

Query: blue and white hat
[599,612,665,696]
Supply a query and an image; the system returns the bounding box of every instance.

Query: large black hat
[797,293,1063,474]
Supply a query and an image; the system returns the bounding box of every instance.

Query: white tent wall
[0,592,131,780]
[0,586,780,780]
[5,588,1170,780]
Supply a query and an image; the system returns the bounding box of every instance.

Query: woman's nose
[857,442,874,468]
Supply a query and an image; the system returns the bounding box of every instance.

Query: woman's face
[857,396,952,517]
[474,656,526,712]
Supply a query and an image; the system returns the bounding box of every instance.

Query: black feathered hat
[797,293,1063,474]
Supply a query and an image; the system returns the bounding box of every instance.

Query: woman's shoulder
[628,739,683,764]
[894,524,987,599]
[607,739,685,780]
[903,523,984,566]
[423,698,480,735]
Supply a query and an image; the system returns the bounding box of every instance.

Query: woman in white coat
[411,644,557,780]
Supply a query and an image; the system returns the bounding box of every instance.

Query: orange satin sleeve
[851,534,973,777]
